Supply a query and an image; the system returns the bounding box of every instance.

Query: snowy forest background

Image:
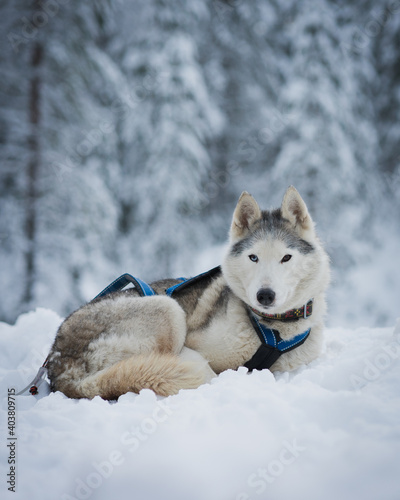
[1,0,399,328]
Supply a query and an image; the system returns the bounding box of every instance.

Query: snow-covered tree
[261,0,379,241]
[0,1,34,320]
[0,1,122,321]
[112,0,223,278]
[372,1,400,205]
[0,0,399,325]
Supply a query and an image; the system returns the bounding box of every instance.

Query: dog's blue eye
[281,254,292,263]
[249,254,258,263]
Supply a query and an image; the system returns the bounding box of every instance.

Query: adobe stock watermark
[192,106,294,213]
[350,336,400,390]
[7,0,71,54]
[61,399,172,500]
[51,69,166,182]
[236,439,306,499]
[237,109,293,165]
[212,0,242,23]
[340,2,400,58]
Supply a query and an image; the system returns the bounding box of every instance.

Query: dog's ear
[230,191,261,241]
[281,186,314,232]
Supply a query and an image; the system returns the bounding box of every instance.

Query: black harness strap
[244,343,282,371]
[244,312,311,371]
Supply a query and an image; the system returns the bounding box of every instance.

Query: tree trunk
[23,39,43,306]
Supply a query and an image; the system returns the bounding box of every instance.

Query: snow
[1,309,400,500]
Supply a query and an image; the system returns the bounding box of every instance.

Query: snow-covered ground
[1,308,400,500]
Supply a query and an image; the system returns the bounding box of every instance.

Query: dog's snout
[256,288,276,307]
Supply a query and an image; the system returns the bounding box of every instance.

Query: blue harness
[94,267,311,371]
[93,267,221,300]
[243,313,310,371]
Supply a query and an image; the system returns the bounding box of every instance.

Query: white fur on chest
[185,297,260,373]
[185,294,325,374]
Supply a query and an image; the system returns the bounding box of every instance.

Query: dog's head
[222,186,329,313]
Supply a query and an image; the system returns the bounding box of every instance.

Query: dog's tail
[58,352,210,399]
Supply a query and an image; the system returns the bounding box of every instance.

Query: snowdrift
[1,308,400,500]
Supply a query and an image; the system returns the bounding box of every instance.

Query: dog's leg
[74,351,211,399]
[179,346,217,383]
[60,348,216,400]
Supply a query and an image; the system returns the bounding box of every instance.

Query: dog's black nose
[257,288,276,307]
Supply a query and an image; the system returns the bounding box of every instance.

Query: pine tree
[113,0,223,278]
[188,0,292,243]
[265,0,379,239]
[1,0,399,326]
[372,1,400,203]
[0,0,45,319]
[0,0,121,321]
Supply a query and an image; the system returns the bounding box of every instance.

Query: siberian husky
[47,187,330,399]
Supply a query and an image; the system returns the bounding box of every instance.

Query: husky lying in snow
[47,187,330,399]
